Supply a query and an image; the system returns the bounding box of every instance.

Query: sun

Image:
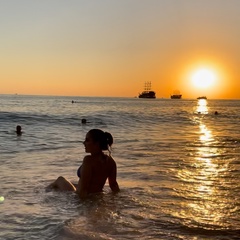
[191,68,217,88]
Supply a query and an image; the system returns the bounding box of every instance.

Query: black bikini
[77,165,82,178]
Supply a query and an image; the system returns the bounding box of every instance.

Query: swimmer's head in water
[16,125,22,135]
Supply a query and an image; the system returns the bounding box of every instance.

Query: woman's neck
[90,150,104,158]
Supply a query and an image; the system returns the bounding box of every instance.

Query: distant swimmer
[16,125,22,135]
[214,111,219,115]
[81,118,87,124]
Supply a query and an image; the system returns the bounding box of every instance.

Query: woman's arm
[108,159,120,193]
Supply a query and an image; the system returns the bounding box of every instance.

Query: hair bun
[104,131,113,147]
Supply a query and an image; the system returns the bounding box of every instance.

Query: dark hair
[16,125,22,135]
[88,129,113,151]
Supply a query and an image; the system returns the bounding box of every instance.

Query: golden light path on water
[196,99,208,115]
[176,99,234,229]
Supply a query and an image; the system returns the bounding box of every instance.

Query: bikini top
[77,165,82,178]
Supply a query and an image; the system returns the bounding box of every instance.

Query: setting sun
[191,68,217,89]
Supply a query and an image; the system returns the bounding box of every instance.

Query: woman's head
[84,129,113,152]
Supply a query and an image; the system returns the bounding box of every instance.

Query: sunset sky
[1,0,240,99]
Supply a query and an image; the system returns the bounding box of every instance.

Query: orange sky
[1,0,240,99]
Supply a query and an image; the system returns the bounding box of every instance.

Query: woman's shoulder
[105,155,116,165]
[82,155,93,164]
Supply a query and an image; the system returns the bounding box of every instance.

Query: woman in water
[47,129,120,199]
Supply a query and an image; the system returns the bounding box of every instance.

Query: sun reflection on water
[195,99,208,114]
[199,123,213,143]
[175,101,237,229]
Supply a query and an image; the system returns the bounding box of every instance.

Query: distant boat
[197,96,207,100]
[170,90,182,99]
[138,81,156,99]
[170,94,182,99]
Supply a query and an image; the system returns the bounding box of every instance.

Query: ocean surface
[0,95,239,240]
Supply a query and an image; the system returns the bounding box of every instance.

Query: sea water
[0,95,239,240]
